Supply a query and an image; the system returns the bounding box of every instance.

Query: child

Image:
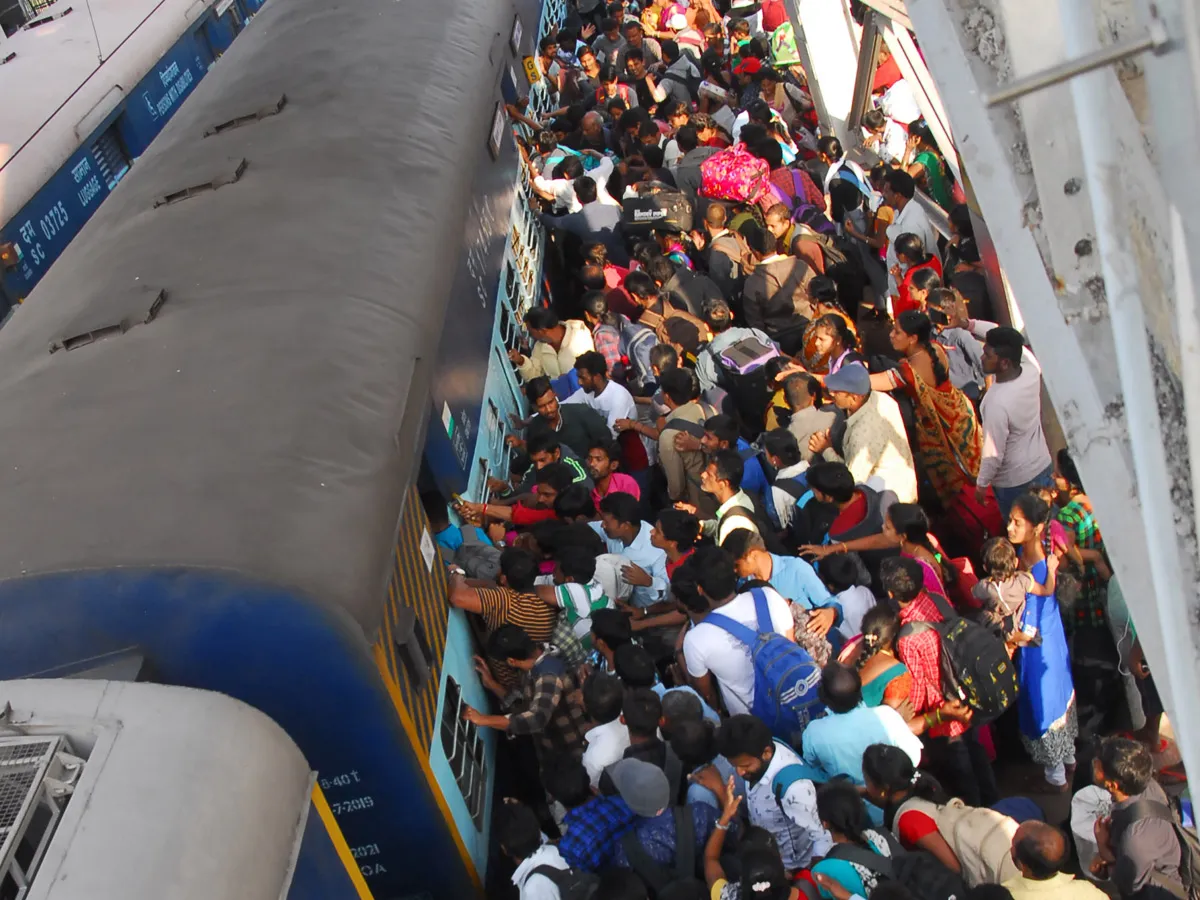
[973,536,1054,653]
[821,553,877,642]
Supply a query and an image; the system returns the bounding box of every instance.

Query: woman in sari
[798,277,858,373]
[1053,448,1112,630]
[869,310,981,508]
[903,120,954,211]
[839,605,912,710]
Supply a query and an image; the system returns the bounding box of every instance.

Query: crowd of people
[424,1,1191,899]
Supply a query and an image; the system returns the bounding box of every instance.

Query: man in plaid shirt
[881,556,998,807]
[542,755,637,872]
[464,624,589,762]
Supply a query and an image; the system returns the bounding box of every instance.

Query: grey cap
[607,758,670,817]
[824,361,871,395]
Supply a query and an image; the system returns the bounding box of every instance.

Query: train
[0,0,266,316]
[0,678,370,900]
[0,0,567,896]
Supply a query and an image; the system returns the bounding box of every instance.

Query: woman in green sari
[904,120,954,211]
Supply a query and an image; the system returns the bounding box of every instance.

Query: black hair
[523,376,554,404]
[656,507,700,550]
[817,135,844,160]
[880,556,925,604]
[591,607,633,650]
[829,178,864,219]
[738,123,770,148]
[738,850,792,900]
[751,138,784,170]
[887,501,955,585]
[783,372,824,410]
[822,553,864,593]
[487,623,537,661]
[645,255,677,287]
[660,690,703,737]
[862,108,887,130]
[676,125,699,153]
[500,547,540,591]
[553,154,586,181]
[949,203,975,240]
[625,46,646,64]
[582,289,615,324]
[702,297,734,332]
[908,119,937,148]
[574,349,609,378]
[511,449,532,478]
[670,718,719,770]
[536,461,577,494]
[528,519,567,557]
[575,175,599,204]
[599,490,641,526]
[745,99,773,125]
[817,779,871,843]
[621,687,663,738]
[862,743,948,827]
[600,15,619,32]
[623,269,658,300]
[1057,447,1083,490]
[497,801,543,859]
[808,274,839,306]
[1097,736,1154,796]
[526,430,563,458]
[964,888,1015,900]
[600,63,622,84]
[909,266,942,296]
[542,755,593,809]
[1013,823,1068,879]
[633,240,665,269]
[884,167,916,199]
[660,367,700,406]
[614,643,658,690]
[716,714,774,760]
[671,560,707,614]
[703,413,740,448]
[984,326,1026,367]
[856,604,901,671]
[583,671,625,724]
[660,98,688,121]
[557,544,598,584]
[720,527,766,562]
[819,662,863,714]
[893,232,928,263]
[1010,492,1051,536]
[813,312,859,351]
[709,448,744,492]
[525,306,560,331]
[558,521,606,557]
[693,545,737,602]
[539,34,558,55]
[638,118,662,142]
[745,219,776,257]
[589,439,622,464]
[762,428,802,468]
[597,869,650,900]
[806,461,856,503]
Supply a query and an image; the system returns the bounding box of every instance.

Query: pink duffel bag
[699,143,771,203]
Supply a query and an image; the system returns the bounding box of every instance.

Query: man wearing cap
[602,758,718,877]
[809,363,918,503]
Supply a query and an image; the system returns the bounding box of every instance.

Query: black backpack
[826,842,968,900]
[530,865,602,900]
[621,807,697,898]
[898,593,1018,723]
[1110,798,1200,900]
[661,68,703,103]
[705,335,781,440]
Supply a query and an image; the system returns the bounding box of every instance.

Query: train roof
[0,0,204,224]
[0,0,510,629]
[0,679,313,900]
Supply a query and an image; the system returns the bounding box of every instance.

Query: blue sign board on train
[0,16,231,308]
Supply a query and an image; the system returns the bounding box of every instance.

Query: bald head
[582,110,604,137]
[1012,821,1067,880]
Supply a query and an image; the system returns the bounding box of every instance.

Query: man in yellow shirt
[1003,821,1108,900]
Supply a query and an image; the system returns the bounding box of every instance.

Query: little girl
[972,536,1055,653]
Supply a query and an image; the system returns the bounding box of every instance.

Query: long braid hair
[896,310,949,385]
[862,744,949,830]
[855,604,900,673]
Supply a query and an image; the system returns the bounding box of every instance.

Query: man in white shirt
[501,801,570,899]
[513,308,596,381]
[532,150,617,213]
[882,169,939,294]
[581,671,631,787]
[589,492,669,608]
[682,547,794,715]
[565,350,637,436]
[861,108,908,164]
[703,714,832,873]
[975,325,1054,516]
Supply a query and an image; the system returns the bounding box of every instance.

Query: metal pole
[1059,0,1200,791]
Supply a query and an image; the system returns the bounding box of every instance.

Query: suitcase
[699,143,771,204]
[620,188,694,237]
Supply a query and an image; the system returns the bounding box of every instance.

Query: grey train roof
[0,679,314,900]
[0,0,511,631]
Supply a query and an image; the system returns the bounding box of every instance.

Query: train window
[153,158,247,208]
[439,677,488,829]
[91,125,131,191]
[204,95,288,137]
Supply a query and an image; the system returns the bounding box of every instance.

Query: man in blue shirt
[723,530,842,638]
[590,491,668,608]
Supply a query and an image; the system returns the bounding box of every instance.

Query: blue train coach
[0,0,566,896]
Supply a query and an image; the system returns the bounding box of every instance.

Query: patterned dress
[1057,495,1108,629]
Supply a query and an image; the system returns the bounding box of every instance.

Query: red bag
[699,143,771,203]
[937,485,1004,563]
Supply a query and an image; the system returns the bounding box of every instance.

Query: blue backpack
[705,588,824,744]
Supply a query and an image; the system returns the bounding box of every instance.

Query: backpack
[704,587,824,744]
[622,187,694,237]
[791,202,837,236]
[661,68,702,103]
[826,839,968,900]
[785,488,838,551]
[894,796,1019,887]
[621,807,697,898]
[453,528,502,581]
[618,317,657,389]
[699,143,771,204]
[530,865,602,900]
[705,335,780,438]
[1110,798,1200,900]
[897,594,1018,723]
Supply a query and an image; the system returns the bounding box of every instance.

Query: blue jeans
[993,462,1054,519]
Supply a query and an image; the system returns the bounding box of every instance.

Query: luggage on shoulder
[1110,798,1200,900]
[894,796,1020,887]
[621,806,697,898]
[706,335,780,438]
[530,865,602,900]
[622,185,694,237]
[699,144,771,204]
